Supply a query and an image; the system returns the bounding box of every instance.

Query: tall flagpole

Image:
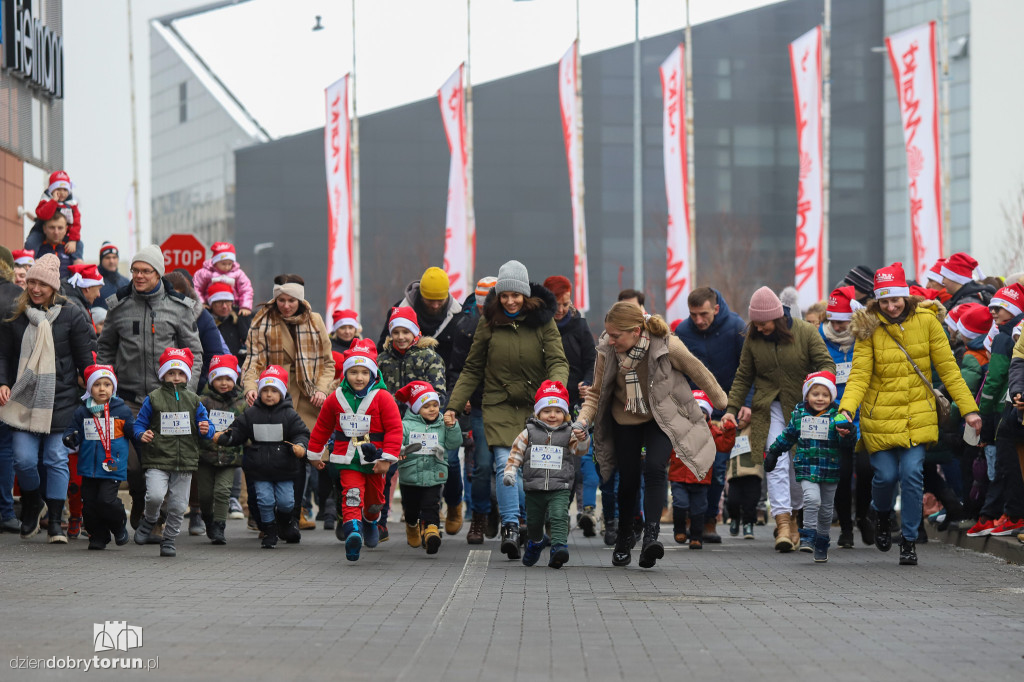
[126,0,142,251]
[465,0,475,285]
[939,0,951,253]
[575,0,585,310]
[351,0,361,313]
[632,0,643,290]
[685,0,696,286]
[822,0,831,288]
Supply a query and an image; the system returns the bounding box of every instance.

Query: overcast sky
[57,0,784,258]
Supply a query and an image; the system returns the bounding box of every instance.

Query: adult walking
[721,286,835,552]
[0,254,95,542]
[97,245,204,528]
[839,263,981,566]
[96,242,129,311]
[575,302,727,568]
[444,260,569,560]
[0,248,24,533]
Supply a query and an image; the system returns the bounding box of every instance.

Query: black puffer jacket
[213,308,251,365]
[946,280,996,310]
[377,280,463,367]
[219,394,310,482]
[554,308,596,410]
[0,300,96,433]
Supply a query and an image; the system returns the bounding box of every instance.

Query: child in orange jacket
[669,390,736,549]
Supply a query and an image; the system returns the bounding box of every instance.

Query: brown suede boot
[789,512,801,548]
[467,512,486,545]
[774,513,794,552]
[445,503,464,536]
[405,522,421,548]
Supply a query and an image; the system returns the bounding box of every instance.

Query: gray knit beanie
[132,244,166,278]
[496,260,531,297]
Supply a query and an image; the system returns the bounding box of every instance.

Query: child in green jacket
[394,380,463,554]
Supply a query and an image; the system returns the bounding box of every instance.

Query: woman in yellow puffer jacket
[838,263,981,567]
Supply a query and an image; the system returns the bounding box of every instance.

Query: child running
[197,355,247,545]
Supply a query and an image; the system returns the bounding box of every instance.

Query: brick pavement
[2,521,1023,681]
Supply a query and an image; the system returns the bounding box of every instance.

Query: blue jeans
[443,448,463,507]
[12,431,69,499]
[870,445,925,542]
[253,480,295,524]
[671,481,708,516]
[704,450,729,521]
[580,451,598,508]
[0,424,15,520]
[469,411,493,514]
[492,446,526,524]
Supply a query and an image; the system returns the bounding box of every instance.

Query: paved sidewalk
[2,522,1023,681]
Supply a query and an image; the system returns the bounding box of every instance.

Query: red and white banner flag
[886,21,943,282]
[660,44,692,320]
[559,41,589,312]
[789,26,824,310]
[438,64,473,303]
[325,75,354,318]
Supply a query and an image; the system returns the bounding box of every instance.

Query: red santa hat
[802,371,838,402]
[12,249,34,266]
[67,264,103,289]
[956,303,993,340]
[925,258,946,285]
[207,282,236,304]
[210,242,236,264]
[691,390,713,418]
[257,365,289,397]
[940,252,982,285]
[388,306,420,337]
[158,347,194,382]
[332,309,359,333]
[342,339,379,378]
[48,170,71,194]
[208,354,239,383]
[332,351,345,380]
[534,380,570,416]
[826,286,856,321]
[82,364,117,400]
[909,285,942,300]
[990,283,1024,318]
[945,304,964,332]
[670,319,683,333]
[873,262,910,300]
[394,380,440,414]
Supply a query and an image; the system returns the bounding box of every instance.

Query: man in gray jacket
[97,244,204,527]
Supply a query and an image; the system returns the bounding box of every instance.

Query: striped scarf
[1,306,62,433]
[250,305,324,398]
[616,328,650,415]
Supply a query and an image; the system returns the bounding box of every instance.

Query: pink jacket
[192,260,254,310]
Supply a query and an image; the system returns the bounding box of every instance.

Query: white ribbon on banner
[325,75,353,318]
[438,64,473,303]
[886,21,943,282]
[660,44,692,321]
[559,41,589,313]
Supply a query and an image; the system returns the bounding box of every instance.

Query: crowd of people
[2,169,1022,570]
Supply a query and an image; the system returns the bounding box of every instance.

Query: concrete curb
[927,519,1024,565]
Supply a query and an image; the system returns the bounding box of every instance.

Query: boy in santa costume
[192,242,254,315]
[26,170,85,261]
[307,339,402,561]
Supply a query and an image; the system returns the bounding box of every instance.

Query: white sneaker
[228,498,244,520]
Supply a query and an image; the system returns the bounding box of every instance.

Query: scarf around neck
[616,328,651,415]
[1,305,62,433]
[822,322,854,353]
[251,304,324,399]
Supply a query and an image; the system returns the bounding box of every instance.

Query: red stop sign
[160,234,207,276]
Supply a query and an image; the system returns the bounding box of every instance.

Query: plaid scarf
[1,306,61,433]
[249,304,324,398]
[616,327,650,415]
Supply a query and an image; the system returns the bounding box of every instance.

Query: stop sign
[160,234,207,276]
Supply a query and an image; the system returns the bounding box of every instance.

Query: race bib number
[253,423,284,442]
[409,432,439,450]
[83,420,103,441]
[530,445,563,470]
[209,410,235,432]
[339,413,371,437]
[160,412,192,436]
[835,362,852,384]
[801,416,831,441]
[730,435,751,459]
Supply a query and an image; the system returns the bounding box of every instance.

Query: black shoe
[46,499,68,544]
[742,522,755,539]
[611,532,632,567]
[278,512,301,544]
[500,523,520,560]
[378,523,389,543]
[18,488,45,538]
[729,518,740,537]
[899,539,917,565]
[129,500,143,530]
[603,519,618,546]
[637,522,664,569]
[857,516,875,545]
[324,517,336,531]
[209,521,227,545]
[88,536,107,550]
[203,514,216,540]
[160,538,176,557]
[837,529,854,549]
[262,522,279,549]
[486,507,500,539]
[114,521,130,546]
[874,512,892,552]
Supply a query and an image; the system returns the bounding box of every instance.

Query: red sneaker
[966,518,996,537]
[67,516,82,539]
[989,517,1024,536]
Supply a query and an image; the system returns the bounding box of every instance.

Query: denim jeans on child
[253,479,295,524]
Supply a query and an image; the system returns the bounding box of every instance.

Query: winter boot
[500,522,521,560]
[874,511,893,552]
[363,514,380,548]
[160,537,176,557]
[114,519,130,546]
[578,506,597,537]
[343,520,362,561]
[189,510,206,536]
[611,532,633,567]
[857,515,875,545]
[134,516,156,545]
[18,488,45,538]
[729,518,741,537]
[406,522,422,548]
[466,512,486,545]
[421,523,441,555]
[774,513,794,552]
[673,509,688,544]
[261,521,279,549]
[209,521,227,545]
[445,503,464,536]
[88,536,107,550]
[788,512,801,548]
[742,522,755,539]
[813,533,830,563]
[299,508,316,530]
[837,520,854,549]
[898,538,917,565]
[522,536,550,566]
[638,522,665,569]
[378,522,389,542]
[798,528,817,553]
[603,518,618,547]
[703,519,722,544]
[548,543,569,569]
[43,499,67,543]
[278,512,302,544]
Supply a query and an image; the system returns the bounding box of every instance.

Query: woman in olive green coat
[721,287,835,552]
[445,260,568,560]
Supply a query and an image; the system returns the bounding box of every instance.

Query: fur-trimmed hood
[482,282,556,328]
[382,335,439,352]
[850,296,946,341]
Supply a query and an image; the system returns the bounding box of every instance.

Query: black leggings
[400,484,443,526]
[611,420,672,527]
[726,475,761,525]
[81,477,126,543]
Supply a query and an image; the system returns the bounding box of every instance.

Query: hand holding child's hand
[291,443,306,458]
[239,308,252,317]
[443,410,457,427]
[141,430,155,443]
[502,472,516,487]
[372,460,390,475]
[64,241,77,255]
[763,449,779,473]
[313,460,326,470]
[199,421,210,436]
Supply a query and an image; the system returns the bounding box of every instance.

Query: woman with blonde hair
[574,301,727,568]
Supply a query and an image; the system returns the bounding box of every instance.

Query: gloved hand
[62,431,80,449]
[432,446,448,463]
[502,471,516,487]
[400,442,422,457]
[763,448,780,473]
[360,442,382,462]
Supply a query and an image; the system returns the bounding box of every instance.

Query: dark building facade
[235,0,884,334]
